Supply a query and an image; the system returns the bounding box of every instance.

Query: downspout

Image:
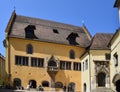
[7,37,11,85]
[88,51,91,92]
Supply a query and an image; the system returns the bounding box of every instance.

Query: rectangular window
[83,62,84,71]
[60,61,72,70]
[85,59,88,70]
[66,62,71,70]
[15,55,29,66]
[31,57,37,67]
[38,58,44,67]
[23,57,29,66]
[15,56,22,65]
[31,57,44,67]
[105,53,111,60]
[60,61,65,70]
[73,62,81,71]
[79,63,81,71]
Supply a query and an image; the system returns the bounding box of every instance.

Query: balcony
[47,66,59,72]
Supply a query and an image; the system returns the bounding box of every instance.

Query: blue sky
[0,0,119,56]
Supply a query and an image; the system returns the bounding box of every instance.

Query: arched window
[116,80,120,92]
[29,80,37,88]
[26,44,33,54]
[55,82,63,88]
[69,50,75,59]
[113,53,118,67]
[83,83,87,92]
[42,81,49,87]
[13,78,21,88]
[85,59,88,70]
[68,82,75,92]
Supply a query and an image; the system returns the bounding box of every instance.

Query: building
[4,11,91,91]
[0,53,6,86]
[109,29,120,92]
[4,0,120,91]
[81,0,120,92]
[108,0,120,92]
[81,33,113,92]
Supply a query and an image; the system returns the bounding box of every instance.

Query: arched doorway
[68,83,75,92]
[97,72,106,87]
[112,74,120,92]
[83,83,87,92]
[29,80,37,88]
[13,78,21,88]
[116,80,120,92]
[42,81,49,87]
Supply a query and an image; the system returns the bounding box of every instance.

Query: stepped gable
[7,12,91,47]
[90,33,113,50]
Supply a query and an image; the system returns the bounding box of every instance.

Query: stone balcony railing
[47,66,59,72]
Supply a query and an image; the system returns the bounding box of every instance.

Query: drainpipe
[88,51,91,92]
[7,37,11,85]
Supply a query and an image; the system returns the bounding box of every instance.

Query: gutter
[88,51,92,92]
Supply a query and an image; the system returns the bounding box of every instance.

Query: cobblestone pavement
[0,89,26,92]
[0,89,63,92]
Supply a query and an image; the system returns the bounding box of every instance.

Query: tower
[114,0,120,24]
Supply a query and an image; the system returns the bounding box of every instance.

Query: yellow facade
[5,37,85,91]
[0,54,6,85]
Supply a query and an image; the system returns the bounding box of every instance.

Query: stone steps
[92,88,115,92]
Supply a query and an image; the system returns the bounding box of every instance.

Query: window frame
[69,50,75,59]
[26,44,33,54]
[113,53,118,67]
[15,55,29,66]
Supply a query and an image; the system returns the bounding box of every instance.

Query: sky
[0,0,119,56]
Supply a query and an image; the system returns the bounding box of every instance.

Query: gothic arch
[97,72,106,87]
[47,55,59,67]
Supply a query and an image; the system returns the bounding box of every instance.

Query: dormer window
[53,29,59,34]
[66,32,79,45]
[25,25,38,39]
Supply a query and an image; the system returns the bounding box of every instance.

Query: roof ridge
[16,14,82,29]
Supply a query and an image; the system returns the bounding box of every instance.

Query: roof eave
[89,48,111,50]
[114,0,120,7]
[5,10,16,36]
[108,28,120,47]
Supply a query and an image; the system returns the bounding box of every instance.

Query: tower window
[53,29,59,34]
